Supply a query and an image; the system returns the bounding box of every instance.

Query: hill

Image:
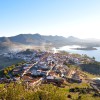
[0,33,100,52]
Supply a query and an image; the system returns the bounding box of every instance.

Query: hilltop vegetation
[0,83,66,100]
[0,83,100,100]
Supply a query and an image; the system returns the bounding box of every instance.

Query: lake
[57,45,100,62]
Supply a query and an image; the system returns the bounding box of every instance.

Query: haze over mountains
[0,33,100,53]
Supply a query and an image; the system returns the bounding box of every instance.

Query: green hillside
[0,82,100,100]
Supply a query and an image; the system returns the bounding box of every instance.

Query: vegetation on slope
[0,83,100,100]
[80,62,100,75]
[0,55,24,69]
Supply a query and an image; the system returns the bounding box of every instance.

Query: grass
[0,84,5,87]
[61,81,100,100]
[82,71,99,78]
[68,83,90,88]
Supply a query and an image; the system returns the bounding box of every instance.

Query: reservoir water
[57,45,100,62]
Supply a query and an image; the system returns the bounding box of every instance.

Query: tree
[5,74,10,79]
[92,56,95,60]
[4,70,8,75]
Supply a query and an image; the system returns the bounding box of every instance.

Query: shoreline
[71,47,97,51]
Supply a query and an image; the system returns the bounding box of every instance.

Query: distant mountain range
[0,33,100,53]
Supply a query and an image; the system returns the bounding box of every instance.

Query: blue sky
[0,0,100,38]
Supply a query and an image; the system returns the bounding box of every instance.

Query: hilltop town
[0,49,100,95]
[0,49,100,100]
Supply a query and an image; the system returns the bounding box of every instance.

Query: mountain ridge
[0,33,100,53]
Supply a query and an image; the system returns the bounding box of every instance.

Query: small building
[45,75,64,86]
